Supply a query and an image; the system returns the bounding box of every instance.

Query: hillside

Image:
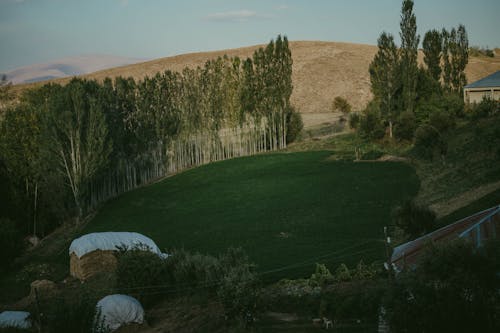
[11,41,500,114]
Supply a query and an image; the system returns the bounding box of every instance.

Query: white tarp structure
[0,311,31,329]
[69,232,168,258]
[96,294,144,331]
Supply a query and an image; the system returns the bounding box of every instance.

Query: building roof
[391,205,500,272]
[464,70,500,89]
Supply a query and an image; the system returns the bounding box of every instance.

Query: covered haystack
[96,294,144,331]
[69,232,167,281]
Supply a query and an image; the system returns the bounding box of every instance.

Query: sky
[1,0,499,72]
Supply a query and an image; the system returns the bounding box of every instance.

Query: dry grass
[11,41,500,114]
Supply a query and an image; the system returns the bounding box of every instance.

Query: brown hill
[12,41,500,114]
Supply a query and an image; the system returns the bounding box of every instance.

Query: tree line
[0,35,299,242]
[357,0,469,145]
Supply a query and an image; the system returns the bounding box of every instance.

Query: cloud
[276,5,289,10]
[204,10,272,22]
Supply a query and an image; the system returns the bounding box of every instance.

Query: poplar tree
[369,32,401,138]
[441,29,452,91]
[423,29,443,82]
[399,0,420,113]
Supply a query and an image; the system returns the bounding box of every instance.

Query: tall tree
[369,32,401,138]
[441,29,452,91]
[422,29,443,82]
[399,0,420,113]
[450,25,469,95]
[44,79,112,219]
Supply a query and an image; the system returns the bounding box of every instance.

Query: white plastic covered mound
[69,232,168,258]
[0,311,31,329]
[96,294,144,331]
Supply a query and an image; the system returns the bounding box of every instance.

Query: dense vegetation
[0,36,298,255]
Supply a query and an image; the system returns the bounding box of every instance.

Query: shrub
[386,239,500,333]
[286,107,304,143]
[392,200,436,240]
[115,246,168,306]
[469,97,500,119]
[361,150,384,160]
[0,218,24,271]
[309,263,334,287]
[429,109,455,134]
[413,124,447,160]
[332,96,352,115]
[359,106,385,140]
[394,110,417,141]
[349,112,360,129]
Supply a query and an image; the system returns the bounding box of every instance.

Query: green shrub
[361,150,384,160]
[392,200,436,240]
[309,263,334,287]
[470,97,500,119]
[286,107,303,143]
[429,109,455,133]
[332,96,352,115]
[115,246,169,306]
[413,125,447,160]
[349,112,361,129]
[359,107,385,140]
[0,218,23,271]
[394,110,417,141]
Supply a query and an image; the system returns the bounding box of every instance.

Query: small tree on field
[392,200,436,240]
[332,96,352,115]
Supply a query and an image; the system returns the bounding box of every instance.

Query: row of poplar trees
[0,35,295,237]
[369,0,468,138]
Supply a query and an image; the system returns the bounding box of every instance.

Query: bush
[469,97,500,119]
[332,96,352,115]
[349,112,360,129]
[394,110,417,141]
[115,246,169,306]
[413,125,447,160]
[429,109,455,134]
[359,105,385,140]
[386,239,500,333]
[0,218,24,271]
[361,150,384,160]
[286,107,304,143]
[392,200,436,240]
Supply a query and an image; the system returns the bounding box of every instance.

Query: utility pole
[383,226,394,280]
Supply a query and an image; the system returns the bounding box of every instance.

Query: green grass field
[84,151,419,280]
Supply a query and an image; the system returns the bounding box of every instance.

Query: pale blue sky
[1,0,499,72]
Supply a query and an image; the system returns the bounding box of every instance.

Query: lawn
[84,151,419,280]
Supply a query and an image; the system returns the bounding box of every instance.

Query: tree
[400,0,420,114]
[369,32,400,138]
[392,200,436,240]
[44,79,112,219]
[332,96,352,115]
[422,29,442,82]
[450,25,469,95]
[386,240,500,333]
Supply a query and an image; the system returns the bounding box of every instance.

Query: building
[463,70,500,104]
[390,205,500,272]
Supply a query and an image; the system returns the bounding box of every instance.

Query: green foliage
[399,0,420,113]
[0,218,23,271]
[115,245,168,306]
[386,240,500,333]
[285,107,303,143]
[332,96,352,115]
[422,29,442,81]
[309,263,334,286]
[468,97,500,119]
[469,46,495,57]
[392,200,436,240]
[349,112,360,129]
[394,110,416,141]
[358,104,385,140]
[42,295,110,333]
[442,25,469,94]
[429,108,455,133]
[413,124,447,160]
[369,32,401,130]
[334,263,352,282]
[361,149,384,160]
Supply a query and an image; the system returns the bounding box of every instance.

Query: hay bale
[70,250,118,281]
[29,279,57,299]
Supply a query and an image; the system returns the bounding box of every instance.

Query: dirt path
[430,180,500,218]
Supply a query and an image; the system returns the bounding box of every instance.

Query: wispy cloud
[276,5,289,10]
[204,10,272,22]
